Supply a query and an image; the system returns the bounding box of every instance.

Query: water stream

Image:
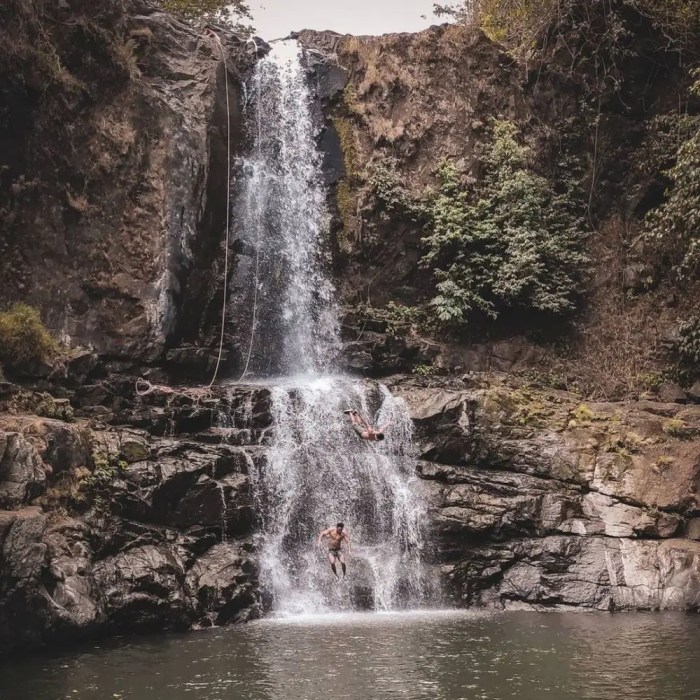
[228,41,431,615]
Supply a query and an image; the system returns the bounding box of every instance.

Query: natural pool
[3,610,700,700]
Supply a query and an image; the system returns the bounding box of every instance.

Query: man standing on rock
[317,523,350,579]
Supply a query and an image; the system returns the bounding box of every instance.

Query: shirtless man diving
[317,522,350,579]
[344,410,390,441]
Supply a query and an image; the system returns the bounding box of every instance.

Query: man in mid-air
[317,522,350,579]
[344,409,390,441]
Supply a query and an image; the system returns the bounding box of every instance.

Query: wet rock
[0,432,47,507]
[93,543,190,628]
[185,543,260,625]
[0,416,92,477]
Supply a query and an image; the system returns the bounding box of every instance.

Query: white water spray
[233,40,338,377]
[228,41,432,615]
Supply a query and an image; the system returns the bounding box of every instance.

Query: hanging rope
[135,29,262,400]
[208,29,263,388]
[206,31,233,388]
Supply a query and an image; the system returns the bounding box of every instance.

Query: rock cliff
[0,382,264,654]
[299,20,700,395]
[390,375,700,610]
[1,0,699,659]
[2,372,697,654]
[0,0,256,368]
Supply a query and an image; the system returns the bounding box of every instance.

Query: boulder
[0,416,91,477]
[686,381,700,404]
[185,543,260,625]
[658,383,688,404]
[0,432,47,508]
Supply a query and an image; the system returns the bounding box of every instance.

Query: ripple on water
[2,612,700,700]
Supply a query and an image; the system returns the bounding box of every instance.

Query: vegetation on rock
[421,120,588,326]
[645,73,700,280]
[0,303,57,369]
[159,0,252,27]
[436,0,700,59]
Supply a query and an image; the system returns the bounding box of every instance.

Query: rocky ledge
[389,375,700,611]
[0,381,270,655]
[1,372,699,655]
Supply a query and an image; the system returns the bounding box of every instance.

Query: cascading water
[232,40,337,377]
[228,41,433,615]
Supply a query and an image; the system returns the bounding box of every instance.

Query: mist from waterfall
[228,41,433,615]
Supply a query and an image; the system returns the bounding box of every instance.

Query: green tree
[645,72,700,279]
[422,121,588,325]
[160,0,252,26]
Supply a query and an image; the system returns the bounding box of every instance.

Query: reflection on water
[3,611,700,700]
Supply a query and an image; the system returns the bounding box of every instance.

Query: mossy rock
[120,439,150,464]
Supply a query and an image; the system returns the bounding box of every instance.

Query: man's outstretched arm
[317,528,330,547]
[343,531,351,554]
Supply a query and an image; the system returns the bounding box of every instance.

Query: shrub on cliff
[645,72,700,279]
[674,317,700,380]
[0,303,58,369]
[436,0,700,58]
[422,120,588,326]
[160,0,251,27]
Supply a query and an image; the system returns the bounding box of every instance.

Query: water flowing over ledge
[227,41,435,615]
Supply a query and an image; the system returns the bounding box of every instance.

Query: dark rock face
[0,0,255,366]
[1,372,700,657]
[0,433,47,508]
[0,385,266,655]
[387,376,700,611]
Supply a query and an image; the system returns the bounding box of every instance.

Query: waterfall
[228,41,432,615]
[232,40,338,377]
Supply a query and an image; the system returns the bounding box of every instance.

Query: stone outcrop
[0,433,47,508]
[0,385,266,655]
[0,0,257,367]
[388,375,700,611]
[2,371,698,655]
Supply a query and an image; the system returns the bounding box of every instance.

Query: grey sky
[250,0,447,40]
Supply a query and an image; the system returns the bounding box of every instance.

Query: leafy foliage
[645,72,700,279]
[83,450,128,493]
[0,303,57,368]
[662,418,695,439]
[159,0,252,26]
[356,302,433,338]
[412,364,439,377]
[369,160,426,222]
[421,121,589,326]
[435,0,700,57]
[675,317,700,377]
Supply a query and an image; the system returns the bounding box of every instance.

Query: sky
[249,0,449,40]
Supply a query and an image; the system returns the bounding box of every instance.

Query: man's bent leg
[328,552,339,579]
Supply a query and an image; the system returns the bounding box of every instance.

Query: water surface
[4,610,700,700]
